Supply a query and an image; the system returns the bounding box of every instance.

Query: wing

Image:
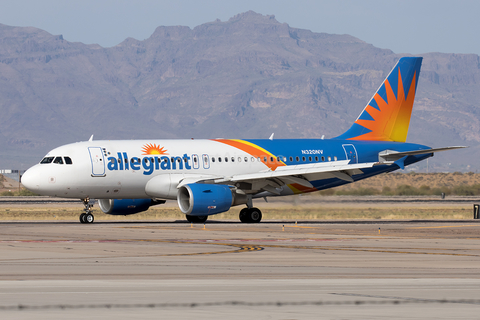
[176,160,379,196]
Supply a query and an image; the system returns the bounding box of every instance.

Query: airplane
[21,57,465,224]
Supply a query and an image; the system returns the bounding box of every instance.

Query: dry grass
[335,172,479,191]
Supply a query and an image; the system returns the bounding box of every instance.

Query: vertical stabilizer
[336,57,422,142]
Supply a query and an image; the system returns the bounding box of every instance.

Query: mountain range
[0,11,478,171]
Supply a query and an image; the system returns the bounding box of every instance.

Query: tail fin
[336,57,422,142]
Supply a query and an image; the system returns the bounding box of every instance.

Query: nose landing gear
[80,198,95,224]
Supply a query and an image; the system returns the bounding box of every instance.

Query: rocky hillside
[0,11,477,171]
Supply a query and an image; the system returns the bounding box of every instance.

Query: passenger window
[263,156,267,162]
[334,156,337,161]
[256,157,260,162]
[270,156,274,163]
[321,156,325,161]
[238,157,242,162]
[276,156,281,162]
[328,156,331,161]
[289,157,293,162]
[40,157,54,164]
[308,156,312,162]
[315,156,318,162]
[212,157,215,163]
[245,157,248,162]
[218,157,222,162]
[296,156,299,162]
[302,157,306,162]
[225,157,228,162]
[53,157,64,164]
[231,157,235,162]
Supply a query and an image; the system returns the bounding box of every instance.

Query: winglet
[336,57,423,142]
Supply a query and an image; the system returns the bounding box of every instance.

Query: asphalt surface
[1,220,480,319]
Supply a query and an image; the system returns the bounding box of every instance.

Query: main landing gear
[79,198,95,224]
[239,207,262,223]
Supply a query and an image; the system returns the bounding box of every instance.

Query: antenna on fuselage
[88,135,94,142]
[321,135,325,140]
[269,133,274,140]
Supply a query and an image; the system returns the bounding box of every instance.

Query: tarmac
[1,220,480,319]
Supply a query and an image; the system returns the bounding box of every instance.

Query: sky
[0,0,478,55]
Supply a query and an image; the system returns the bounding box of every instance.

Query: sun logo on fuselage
[141,143,168,155]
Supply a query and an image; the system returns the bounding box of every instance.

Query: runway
[1,221,480,319]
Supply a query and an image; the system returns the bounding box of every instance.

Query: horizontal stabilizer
[379,146,467,162]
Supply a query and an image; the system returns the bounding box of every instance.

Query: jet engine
[177,184,237,216]
[98,199,160,215]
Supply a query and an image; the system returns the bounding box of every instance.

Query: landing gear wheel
[186,215,208,223]
[80,198,95,224]
[239,208,249,223]
[249,208,262,223]
[239,208,262,223]
[85,213,94,223]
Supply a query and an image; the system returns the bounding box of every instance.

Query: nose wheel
[80,213,94,223]
[80,198,95,224]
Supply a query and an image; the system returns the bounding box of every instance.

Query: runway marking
[2,240,479,257]
[408,225,479,229]
[135,239,263,256]
[0,239,263,257]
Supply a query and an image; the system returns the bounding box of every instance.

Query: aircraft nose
[21,167,41,191]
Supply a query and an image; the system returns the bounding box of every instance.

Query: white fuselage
[22,139,280,199]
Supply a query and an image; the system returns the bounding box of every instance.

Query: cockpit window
[40,157,54,164]
[53,157,64,164]
[64,157,73,165]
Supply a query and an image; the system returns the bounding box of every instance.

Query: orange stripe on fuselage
[213,139,286,171]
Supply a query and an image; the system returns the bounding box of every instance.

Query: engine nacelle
[98,199,153,215]
[177,184,233,216]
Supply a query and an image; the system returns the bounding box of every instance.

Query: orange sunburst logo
[352,68,417,142]
[141,143,168,155]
